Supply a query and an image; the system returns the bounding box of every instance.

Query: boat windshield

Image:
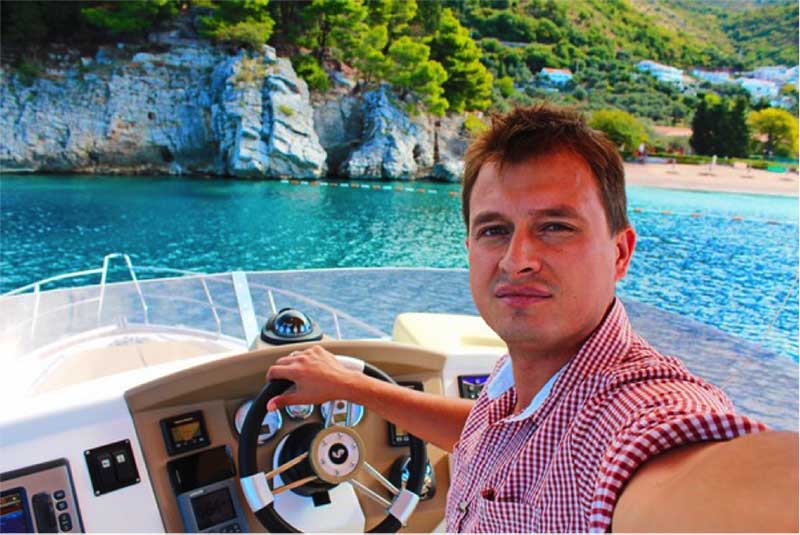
[1,255,796,431]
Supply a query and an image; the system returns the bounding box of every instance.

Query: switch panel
[0,459,84,533]
[84,440,140,496]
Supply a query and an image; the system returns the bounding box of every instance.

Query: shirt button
[458,500,468,512]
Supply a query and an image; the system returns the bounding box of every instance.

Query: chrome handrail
[97,253,149,325]
[201,278,222,338]
[2,256,390,358]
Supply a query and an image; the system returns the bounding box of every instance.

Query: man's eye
[541,222,573,232]
[477,226,508,238]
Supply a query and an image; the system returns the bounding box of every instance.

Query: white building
[737,77,780,100]
[751,66,789,83]
[691,69,732,84]
[636,60,683,88]
[785,66,799,85]
[538,67,573,87]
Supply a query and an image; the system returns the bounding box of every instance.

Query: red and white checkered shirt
[445,298,766,533]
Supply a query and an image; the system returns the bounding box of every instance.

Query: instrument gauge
[284,404,315,420]
[320,400,364,427]
[234,400,283,445]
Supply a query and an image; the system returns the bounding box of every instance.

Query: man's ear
[614,226,636,280]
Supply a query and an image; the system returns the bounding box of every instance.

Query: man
[266,105,798,532]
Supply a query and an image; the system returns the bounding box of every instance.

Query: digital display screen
[168,445,236,495]
[161,411,209,455]
[191,488,236,531]
[0,488,32,534]
[170,420,202,443]
[461,375,489,386]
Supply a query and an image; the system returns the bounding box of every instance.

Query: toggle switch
[112,449,137,483]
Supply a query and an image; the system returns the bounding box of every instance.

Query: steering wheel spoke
[264,451,309,481]
[350,478,392,509]
[272,474,318,496]
[361,461,400,496]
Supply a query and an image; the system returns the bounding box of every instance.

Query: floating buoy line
[279,179,794,225]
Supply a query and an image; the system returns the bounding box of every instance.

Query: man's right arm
[266,345,474,452]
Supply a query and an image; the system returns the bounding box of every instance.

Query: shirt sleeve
[587,393,767,532]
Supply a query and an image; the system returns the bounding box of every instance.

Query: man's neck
[507,349,571,415]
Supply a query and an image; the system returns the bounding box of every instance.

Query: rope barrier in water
[279,179,794,225]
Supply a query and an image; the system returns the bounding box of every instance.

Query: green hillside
[1,0,797,125]
[633,0,799,69]
[720,1,799,68]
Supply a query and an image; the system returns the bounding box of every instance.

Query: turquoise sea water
[1,175,798,360]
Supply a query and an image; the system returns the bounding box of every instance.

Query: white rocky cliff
[0,41,467,181]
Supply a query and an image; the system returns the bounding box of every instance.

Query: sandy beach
[624,162,799,197]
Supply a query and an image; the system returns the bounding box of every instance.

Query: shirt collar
[484,297,633,421]
[486,357,565,421]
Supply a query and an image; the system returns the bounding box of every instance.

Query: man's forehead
[474,150,596,191]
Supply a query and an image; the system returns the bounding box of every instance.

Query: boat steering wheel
[237,356,427,532]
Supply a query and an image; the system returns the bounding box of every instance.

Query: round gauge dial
[285,404,315,420]
[234,400,283,445]
[320,400,364,427]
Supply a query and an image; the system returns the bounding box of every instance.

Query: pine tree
[426,9,492,112]
[300,0,369,63]
[82,0,177,36]
[386,36,448,116]
[197,0,274,49]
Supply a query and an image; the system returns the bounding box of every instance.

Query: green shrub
[588,109,648,156]
[464,114,489,136]
[277,104,294,116]
[232,56,266,88]
[291,55,330,92]
[495,76,515,98]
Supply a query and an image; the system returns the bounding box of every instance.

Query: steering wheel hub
[310,427,365,484]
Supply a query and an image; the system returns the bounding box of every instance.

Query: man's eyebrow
[470,211,506,228]
[471,205,586,227]
[533,205,585,219]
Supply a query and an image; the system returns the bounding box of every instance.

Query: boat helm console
[0,264,505,533]
[1,258,795,532]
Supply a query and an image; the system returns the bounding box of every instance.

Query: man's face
[466,150,636,358]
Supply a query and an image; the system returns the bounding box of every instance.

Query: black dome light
[261,308,323,345]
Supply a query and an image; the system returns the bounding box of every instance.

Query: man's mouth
[494,284,553,307]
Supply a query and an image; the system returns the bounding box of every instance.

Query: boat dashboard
[1,324,505,533]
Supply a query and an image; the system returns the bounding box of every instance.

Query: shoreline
[624,162,799,197]
[4,163,799,198]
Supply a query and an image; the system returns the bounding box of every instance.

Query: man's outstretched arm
[613,430,799,532]
[266,345,474,452]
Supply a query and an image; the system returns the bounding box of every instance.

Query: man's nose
[498,230,542,276]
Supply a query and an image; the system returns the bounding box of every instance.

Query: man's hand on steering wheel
[265,345,362,412]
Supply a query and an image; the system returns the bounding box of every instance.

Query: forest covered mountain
[1,0,797,127]
[633,0,799,68]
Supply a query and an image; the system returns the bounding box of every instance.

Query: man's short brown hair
[462,104,629,234]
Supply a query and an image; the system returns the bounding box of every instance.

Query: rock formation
[0,41,467,181]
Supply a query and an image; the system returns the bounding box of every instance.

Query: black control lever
[32,492,58,533]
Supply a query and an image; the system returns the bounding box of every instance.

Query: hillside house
[737,78,780,100]
[538,67,573,87]
[691,69,732,84]
[636,60,683,88]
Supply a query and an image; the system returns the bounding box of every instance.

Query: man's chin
[490,321,552,347]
